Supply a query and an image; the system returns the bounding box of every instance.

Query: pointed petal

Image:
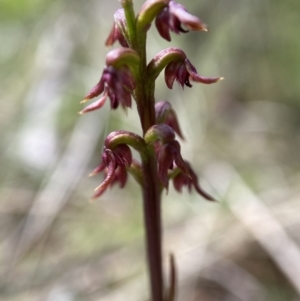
[155,8,172,41]
[83,76,105,101]
[93,151,116,198]
[169,1,207,31]
[171,140,188,175]
[158,143,176,189]
[113,166,128,188]
[185,59,223,84]
[176,63,189,88]
[105,23,118,46]
[89,162,106,177]
[165,61,180,89]
[173,172,184,192]
[79,91,108,114]
[167,110,184,140]
[185,162,215,201]
[111,144,132,167]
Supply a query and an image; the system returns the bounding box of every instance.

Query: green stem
[141,147,163,301]
[135,31,155,133]
[121,0,137,48]
[136,34,164,301]
[122,2,164,301]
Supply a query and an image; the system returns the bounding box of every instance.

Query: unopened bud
[144,124,175,145]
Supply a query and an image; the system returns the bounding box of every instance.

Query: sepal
[105,130,146,154]
[105,48,140,71]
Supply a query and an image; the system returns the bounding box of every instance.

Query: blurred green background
[1,0,300,300]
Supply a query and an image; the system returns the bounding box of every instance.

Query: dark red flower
[155,1,207,41]
[157,140,188,189]
[105,22,129,47]
[155,101,184,139]
[165,58,223,89]
[105,9,129,47]
[172,161,215,201]
[80,66,135,113]
[90,144,132,199]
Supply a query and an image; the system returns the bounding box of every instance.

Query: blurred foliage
[0,0,300,300]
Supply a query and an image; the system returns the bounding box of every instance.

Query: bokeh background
[1,0,300,300]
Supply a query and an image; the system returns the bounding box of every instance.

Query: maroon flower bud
[157,140,187,189]
[165,58,223,89]
[155,0,207,41]
[172,161,215,201]
[105,9,129,47]
[144,124,175,145]
[80,66,135,113]
[155,101,184,139]
[91,144,132,199]
[106,23,129,48]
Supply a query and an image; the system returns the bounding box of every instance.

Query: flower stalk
[80,0,221,300]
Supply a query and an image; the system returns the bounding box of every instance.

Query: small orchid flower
[90,144,132,199]
[155,0,207,41]
[80,66,135,113]
[81,48,139,114]
[165,58,223,89]
[157,140,188,189]
[155,101,184,139]
[106,9,129,47]
[106,22,129,47]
